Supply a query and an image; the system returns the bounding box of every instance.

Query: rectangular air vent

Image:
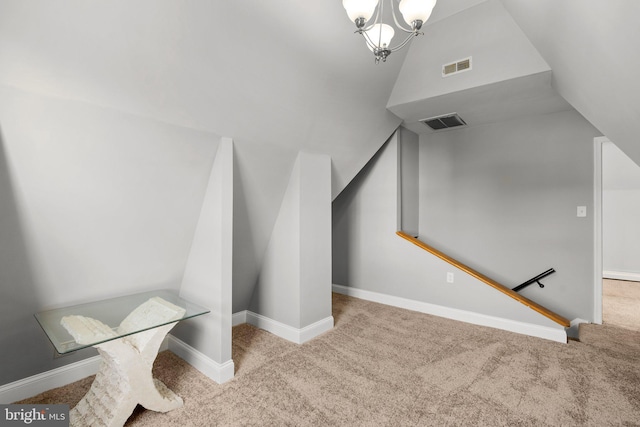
[442,56,472,77]
[420,113,467,131]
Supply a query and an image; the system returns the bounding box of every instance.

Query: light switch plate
[577,206,587,217]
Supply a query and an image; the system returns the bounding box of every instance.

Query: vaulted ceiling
[500,0,640,167]
[2,0,636,168]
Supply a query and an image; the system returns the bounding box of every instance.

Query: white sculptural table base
[70,323,182,427]
[35,292,209,427]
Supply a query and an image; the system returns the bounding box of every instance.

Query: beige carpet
[19,293,640,426]
[603,279,640,332]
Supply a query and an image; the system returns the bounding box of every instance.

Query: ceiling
[0,0,556,140]
[395,71,572,135]
[0,0,640,162]
[386,0,573,134]
[1,0,638,167]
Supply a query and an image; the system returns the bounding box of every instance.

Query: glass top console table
[35,290,210,427]
[35,289,209,354]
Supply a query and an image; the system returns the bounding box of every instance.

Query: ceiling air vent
[420,113,467,131]
[442,56,472,77]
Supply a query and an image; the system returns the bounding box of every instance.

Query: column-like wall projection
[398,128,419,236]
[248,151,333,343]
[172,137,234,384]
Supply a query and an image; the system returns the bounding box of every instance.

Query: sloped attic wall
[0,1,402,385]
[0,85,219,386]
[0,0,402,314]
[500,0,640,167]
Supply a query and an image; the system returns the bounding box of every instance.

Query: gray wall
[0,85,219,385]
[249,152,332,329]
[398,128,419,236]
[333,131,562,330]
[0,0,402,385]
[173,139,234,366]
[419,110,601,321]
[0,0,402,319]
[603,142,640,278]
[388,0,550,111]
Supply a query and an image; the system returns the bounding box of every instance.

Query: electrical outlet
[446,272,454,283]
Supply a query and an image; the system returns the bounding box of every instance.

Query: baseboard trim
[232,310,248,326]
[243,311,334,344]
[1,335,174,404]
[166,335,234,384]
[299,316,335,344]
[567,318,590,339]
[332,284,567,343]
[603,270,640,282]
[0,356,101,404]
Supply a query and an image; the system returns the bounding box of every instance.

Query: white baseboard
[166,335,234,384]
[603,270,640,282]
[332,284,567,344]
[0,334,206,404]
[299,316,335,343]
[232,310,248,326]
[0,356,101,404]
[567,318,590,339]
[242,311,334,344]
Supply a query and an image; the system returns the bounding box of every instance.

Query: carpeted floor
[603,279,640,332]
[18,293,640,426]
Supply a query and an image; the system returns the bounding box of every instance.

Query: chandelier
[343,0,437,63]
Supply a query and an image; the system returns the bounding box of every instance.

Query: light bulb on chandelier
[343,0,437,63]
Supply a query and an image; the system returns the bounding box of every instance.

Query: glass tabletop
[35,289,210,354]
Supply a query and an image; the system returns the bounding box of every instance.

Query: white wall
[0,85,219,385]
[332,132,563,334]
[602,142,640,280]
[419,110,601,321]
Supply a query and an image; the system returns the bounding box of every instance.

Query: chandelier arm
[361,30,379,50]
[389,32,421,52]
[360,13,416,53]
[360,22,376,32]
[371,1,382,28]
[389,0,416,34]
[347,0,436,63]
[377,0,384,47]
[376,1,383,22]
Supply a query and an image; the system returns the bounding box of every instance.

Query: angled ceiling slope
[387,0,572,134]
[499,0,640,167]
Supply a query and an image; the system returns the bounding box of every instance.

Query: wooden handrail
[396,231,570,328]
